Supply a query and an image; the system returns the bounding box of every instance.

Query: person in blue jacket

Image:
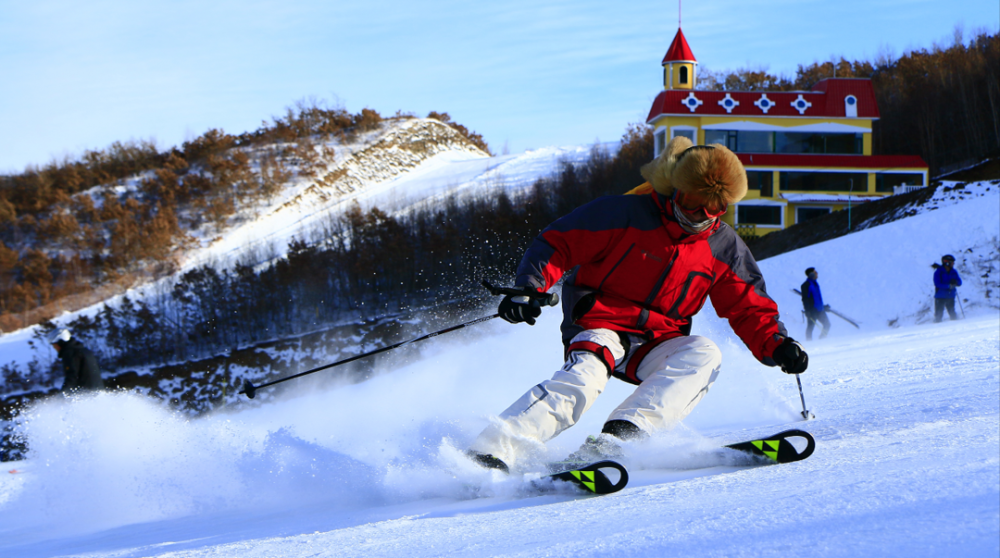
[801,267,830,341]
[933,254,962,322]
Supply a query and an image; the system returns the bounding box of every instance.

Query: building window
[824,133,863,154]
[679,66,689,84]
[844,95,858,117]
[876,173,924,192]
[797,207,831,223]
[671,127,696,143]
[704,131,863,154]
[746,170,773,197]
[654,129,667,157]
[737,131,773,153]
[704,130,736,150]
[781,172,867,192]
[737,205,782,226]
[775,132,862,154]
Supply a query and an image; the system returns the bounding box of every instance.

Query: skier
[933,254,962,322]
[468,137,808,472]
[47,328,105,392]
[800,267,831,341]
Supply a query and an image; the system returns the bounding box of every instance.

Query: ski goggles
[672,190,728,219]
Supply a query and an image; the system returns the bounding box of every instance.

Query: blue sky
[0,0,996,172]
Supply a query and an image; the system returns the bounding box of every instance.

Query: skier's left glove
[498,287,542,325]
[772,337,808,374]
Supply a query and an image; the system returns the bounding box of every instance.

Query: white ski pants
[471,329,722,466]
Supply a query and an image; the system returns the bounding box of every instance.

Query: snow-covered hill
[0,174,996,556]
[0,128,606,377]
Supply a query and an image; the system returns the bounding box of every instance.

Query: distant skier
[800,267,831,341]
[467,137,808,472]
[47,328,105,392]
[932,254,962,322]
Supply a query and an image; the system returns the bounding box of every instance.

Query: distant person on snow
[47,328,105,392]
[801,267,831,341]
[467,137,808,473]
[932,254,962,322]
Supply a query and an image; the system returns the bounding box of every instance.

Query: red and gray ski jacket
[515,191,787,367]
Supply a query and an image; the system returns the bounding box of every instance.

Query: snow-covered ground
[0,176,996,555]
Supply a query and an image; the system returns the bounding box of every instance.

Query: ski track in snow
[0,163,997,555]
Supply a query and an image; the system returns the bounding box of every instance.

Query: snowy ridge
[180,118,490,271]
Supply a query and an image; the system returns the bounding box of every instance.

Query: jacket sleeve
[515,197,630,291]
[952,270,962,287]
[707,230,787,364]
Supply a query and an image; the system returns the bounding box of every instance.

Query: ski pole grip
[481,280,559,307]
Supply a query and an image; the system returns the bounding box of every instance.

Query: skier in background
[47,328,105,392]
[467,137,808,473]
[932,254,962,322]
[801,267,831,341]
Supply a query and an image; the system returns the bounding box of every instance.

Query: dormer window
[844,95,858,117]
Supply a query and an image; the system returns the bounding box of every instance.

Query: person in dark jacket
[801,268,831,341]
[467,137,808,472]
[47,328,104,392]
[933,254,962,322]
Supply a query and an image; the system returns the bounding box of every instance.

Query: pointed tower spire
[662,27,698,90]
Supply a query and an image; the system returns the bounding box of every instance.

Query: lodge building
[648,28,929,236]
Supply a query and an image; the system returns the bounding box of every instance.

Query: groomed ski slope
[0,183,997,557]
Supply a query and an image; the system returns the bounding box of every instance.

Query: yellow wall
[665,62,696,90]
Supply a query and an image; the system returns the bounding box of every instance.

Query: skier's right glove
[772,337,808,374]
[498,287,543,325]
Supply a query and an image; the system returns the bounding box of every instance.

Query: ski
[545,428,815,479]
[724,428,815,464]
[532,459,629,495]
[792,288,860,328]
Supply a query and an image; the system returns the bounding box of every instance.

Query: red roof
[646,78,880,120]
[736,153,927,170]
[661,28,696,64]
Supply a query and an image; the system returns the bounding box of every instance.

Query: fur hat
[639,137,748,207]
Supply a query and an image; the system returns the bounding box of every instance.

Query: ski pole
[794,374,815,420]
[239,281,559,399]
[955,289,966,318]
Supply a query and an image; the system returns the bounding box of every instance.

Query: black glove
[498,287,542,325]
[949,280,958,287]
[823,304,831,311]
[772,337,808,374]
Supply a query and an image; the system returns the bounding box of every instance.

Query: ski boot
[548,420,643,472]
[467,451,510,474]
